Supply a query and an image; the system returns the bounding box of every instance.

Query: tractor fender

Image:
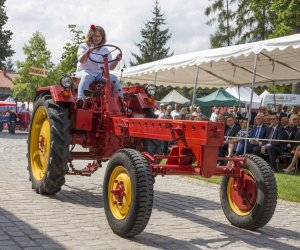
[35,86,75,103]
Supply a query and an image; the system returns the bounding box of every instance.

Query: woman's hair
[85,25,107,45]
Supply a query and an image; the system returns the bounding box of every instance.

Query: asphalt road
[0,131,300,250]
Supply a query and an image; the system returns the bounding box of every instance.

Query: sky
[4,0,213,68]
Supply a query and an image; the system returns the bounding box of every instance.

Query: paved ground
[1,131,300,250]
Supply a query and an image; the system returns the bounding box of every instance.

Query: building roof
[0,69,19,88]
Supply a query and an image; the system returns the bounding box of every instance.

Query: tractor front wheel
[103,148,154,238]
[220,154,277,230]
[27,95,71,195]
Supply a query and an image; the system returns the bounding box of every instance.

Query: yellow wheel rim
[29,106,51,181]
[108,165,132,220]
[227,169,257,216]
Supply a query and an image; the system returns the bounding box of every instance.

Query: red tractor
[28,45,277,238]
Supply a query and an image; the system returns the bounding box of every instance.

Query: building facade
[0,69,19,100]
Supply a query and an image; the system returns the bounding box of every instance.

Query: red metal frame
[35,85,75,103]
[112,117,225,177]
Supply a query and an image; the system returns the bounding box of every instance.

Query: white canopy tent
[160,89,190,105]
[115,34,300,153]
[225,86,261,109]
[115,34,300,88]
[259,89,271,99]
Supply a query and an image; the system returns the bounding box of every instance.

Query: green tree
[5,57,15,72]
[268,84,292,94]
[58,24,85,74]
[205,0,237,48]
[0,0,14,68]
[12,83,35,102]
[13,32,56,101]
[235,0,275,44]
[130,0,173,65]
[270,0,300,37]
[270,0,300,94]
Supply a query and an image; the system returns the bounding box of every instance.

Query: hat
[159,103,164,106]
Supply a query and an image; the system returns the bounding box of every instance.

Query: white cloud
[4,0,212,67]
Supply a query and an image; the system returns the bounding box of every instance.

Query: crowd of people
[154,103,300,173]
[154,103,209,121]
[214,104,300,173]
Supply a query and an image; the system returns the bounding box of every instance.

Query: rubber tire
[27,95,71,195]
[220,154,277,230]
[103,148,154,238]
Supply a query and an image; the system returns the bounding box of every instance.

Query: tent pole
[190,66,200,120]
[238,85,241,104]
[272,81,276,111]
[153,72,158,85]
[244,54,258,154]
[119,68,124,82]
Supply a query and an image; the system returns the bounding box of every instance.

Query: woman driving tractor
[75,24,123,107]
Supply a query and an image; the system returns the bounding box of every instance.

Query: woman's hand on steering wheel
[116,53,122,62]
[88,44,122,64]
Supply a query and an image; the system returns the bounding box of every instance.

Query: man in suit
[260,114,289,171]
[247,114,268,154]
[281,116,292,137]
[219,114,240,158]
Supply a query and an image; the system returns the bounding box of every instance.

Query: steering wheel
[88,44,122,64]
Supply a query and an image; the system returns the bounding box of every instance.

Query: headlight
[146,84,157,96]
[60,75,73,88]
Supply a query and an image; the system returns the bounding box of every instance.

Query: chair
[276,151,292,171]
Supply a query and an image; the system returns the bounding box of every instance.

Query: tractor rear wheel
[27,95,71,195]
[220,154,277,230]
[103,148,154,238]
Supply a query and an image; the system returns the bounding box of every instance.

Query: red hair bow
[90,24,96,31]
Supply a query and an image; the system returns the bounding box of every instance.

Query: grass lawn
[191,173,300,203]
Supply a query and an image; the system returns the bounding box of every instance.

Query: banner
[29,66,48,77]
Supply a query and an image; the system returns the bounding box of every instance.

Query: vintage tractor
[18,110,31,131]
[27,45,277,238]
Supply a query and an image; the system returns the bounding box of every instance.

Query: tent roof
[160,89,190,104]
[194,88,245,107]
[115,34,300,88]
[225,86,261,109]
[5,96,15,102]
[259,89,271,98]
[0,101,16,107]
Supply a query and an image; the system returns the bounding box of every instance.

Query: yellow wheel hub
[227,169,257,216]
[108,165,132,220]
[29,106,51,181]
